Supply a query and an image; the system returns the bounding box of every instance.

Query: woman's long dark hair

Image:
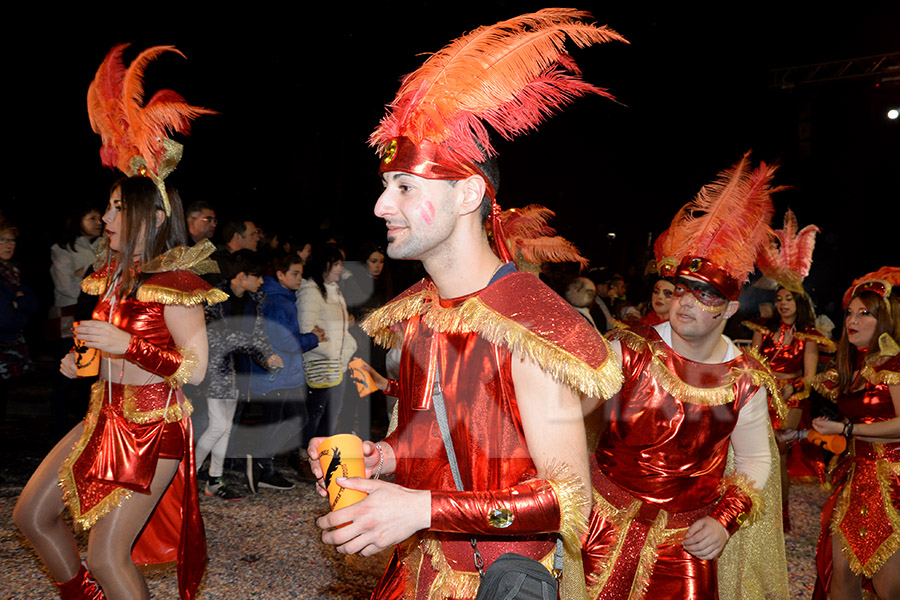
[107,176,187,297]
[764,286,816,332]
[305,245,344,298]
[835,290,900,393]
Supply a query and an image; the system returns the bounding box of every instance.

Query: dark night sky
[4,3,899,316]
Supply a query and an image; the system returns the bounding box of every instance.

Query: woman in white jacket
[297,245,357,445]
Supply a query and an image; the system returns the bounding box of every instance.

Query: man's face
[374,172,458,261]
[669,276,736,342]
[237,221,260,251]
[188,209,217,240]
[610,278,626,298]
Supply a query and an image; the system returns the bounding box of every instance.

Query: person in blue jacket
[247,253,324,492]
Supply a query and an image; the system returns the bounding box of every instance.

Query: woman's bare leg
[830,533,863,600]
[872,548,900,600]
[86,458,179,600]
[13,423,85,582]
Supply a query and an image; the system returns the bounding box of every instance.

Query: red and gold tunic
[584,324,781,600]
[812,350,900,595]
[59,244,225,600]
[361,271,622,600]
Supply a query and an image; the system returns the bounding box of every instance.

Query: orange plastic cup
[318,434,368,511]
[73,328,100,377]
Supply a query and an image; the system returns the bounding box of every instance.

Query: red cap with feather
[842,266,900,311]
[666,153,781,301]
[756,209,820,294]
[369,8,626,262]
[87,44,215,215]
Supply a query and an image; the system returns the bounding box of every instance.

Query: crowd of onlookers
[0,199,836,502]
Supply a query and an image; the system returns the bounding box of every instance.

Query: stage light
[888,109,899,120]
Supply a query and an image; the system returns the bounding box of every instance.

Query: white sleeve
[730,386,772,489]
[50,245,80,305]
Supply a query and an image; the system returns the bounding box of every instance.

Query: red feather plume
[666,154,782,286]
[842,266,900,308]
[370,8,626,163]
[87,44,216,177]
[499,205,588,268]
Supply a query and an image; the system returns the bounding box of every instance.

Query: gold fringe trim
[139,240,221,275]
[629,510,669,600]
[727,351,787,423]
[422,536,482,600]
[81,274,109,296]
[742,321,771,336]
[812,369,840,401]
[861,458,900,577]
[363,288,623,400]
[122,389,192,424]
[546,464,590,600]
[787,381,811,407]
[794,331,837,353]
[586,491,642,599]
[720,472,764,528]
[136,284,228,307]
[164,346,198,389]
[649,358,734,406]
[58,381,133,531]
[861,364,900,387]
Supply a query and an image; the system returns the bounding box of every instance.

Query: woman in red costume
[13,176,222,600]
[639,276,675,326]
[811,267,900,600]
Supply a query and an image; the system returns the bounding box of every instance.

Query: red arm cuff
[384,379,400,397]
[125,336,183,378]
[430,479,560,536]
[709,485,753,536]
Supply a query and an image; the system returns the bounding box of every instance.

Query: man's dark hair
[446,150,500,224]
[185,200,213,217]
[222,219,251,244]
[224,249,265,280]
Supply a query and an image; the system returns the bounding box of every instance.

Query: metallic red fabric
[376,273,605,598]
[377,137,496,199]
[92,290,174,349]
[587,324,764,599]
[56,564,105,600]
[431,480,560,535]
[709,486,752,535]
[677,257,740,301]
[124,336,183,377]
[756,323,807,378]
[837,355,900,424]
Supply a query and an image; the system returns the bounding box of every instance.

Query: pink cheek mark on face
[418,201,436,225]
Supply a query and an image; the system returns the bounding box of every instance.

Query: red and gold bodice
[596,325,777,513]
[744,320,832,377]
[816,353,900,425]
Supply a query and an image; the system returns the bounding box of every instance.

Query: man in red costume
[308,10,626,599]
[582,157,784,600]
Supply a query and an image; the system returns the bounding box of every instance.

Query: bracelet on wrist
[372,443,385,480]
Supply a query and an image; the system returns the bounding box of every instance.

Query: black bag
[475,552,559,600]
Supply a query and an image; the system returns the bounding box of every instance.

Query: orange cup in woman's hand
[73,322,100,377]
[318,434,368,511]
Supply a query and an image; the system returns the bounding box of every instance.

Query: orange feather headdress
[87,44,215,215]
[842,266,900,311]
[756,209,820,294]
[664,153,781,300]
[653,228,678,280]
[498,205,588,273]
[370,8,626,261]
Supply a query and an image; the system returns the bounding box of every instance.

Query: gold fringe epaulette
[742,320,771,336]
[58,382,133,530]
[163,346,199,389]
[787,382,811,407]
[720,472,764,528]
[795,330,837,353]
[363,283,623,400]
[812,369,840,401]
[860,334,900,386]
[81,271,110,296]
[738,347,788,423]
[136,284,227,307]
[140,239,221,276]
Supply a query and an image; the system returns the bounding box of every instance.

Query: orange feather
[757,209,819,292]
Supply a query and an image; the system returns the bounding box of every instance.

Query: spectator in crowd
[0,217,37,416]
[298,245,356,446]
[246,253,324,492]
[196,250,282,500]
[564,276,600,331]
[185,201,217,246]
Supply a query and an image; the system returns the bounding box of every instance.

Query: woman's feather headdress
[653,228,677,280]
[756,209,819,294]
[665,153,781,300]
[370,8,626,261]
[87,44,215,214]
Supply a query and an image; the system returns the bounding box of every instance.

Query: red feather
[757,209,819,292]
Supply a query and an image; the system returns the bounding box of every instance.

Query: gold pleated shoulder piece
[795,330,837,353]
[742,320,771,336]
